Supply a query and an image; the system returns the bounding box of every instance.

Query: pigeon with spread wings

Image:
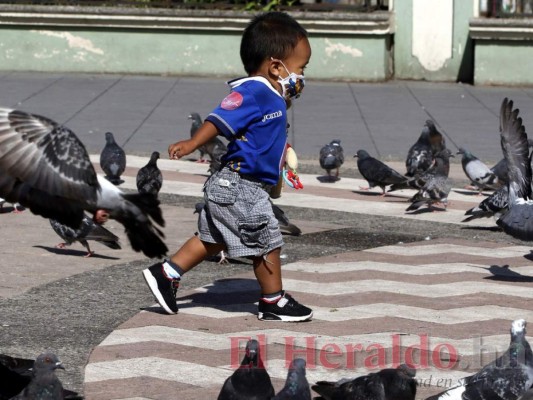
[0,107,167,258]
[496,98,533,241]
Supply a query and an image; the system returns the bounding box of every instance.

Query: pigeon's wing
[81,216,121,249]
[49,218,78,244]
[362,158,406,185]
[0,108,98,227]
[491,158,509,184]
[406,147,432,177]
[500,98,531,202]
[463,186,509,222]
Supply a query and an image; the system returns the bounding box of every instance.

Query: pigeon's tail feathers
[118,192,167,258]
[311,381,338,399]
[388,181,411,192]
[280,222,302,236]
[104,175,124,186]
[406,200,426,212]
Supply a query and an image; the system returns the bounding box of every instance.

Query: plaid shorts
[198,167,284,258]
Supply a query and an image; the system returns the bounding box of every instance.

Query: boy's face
[281,37,312,78]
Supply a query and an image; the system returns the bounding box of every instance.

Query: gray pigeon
[136,151,163,196]
[312,364,417,400]
[355,149,407,196]
[405,149,454,212]
[0,107,167,258]
[389,148,453,193]
[272,358,311,400]
[206,137,228,175]
[0,354,82,400]
[427,319,533,400]
[462,185,509,223]
[319,140,344,180]
[50,214,121,257]
[10,352,65,400]
[458,148,500,193]
[496,98,533,241]
[405,120,446,177]
[100,132,126,185]
[0,196,23,213]
[218,339,275,400]
[189,112,227,169]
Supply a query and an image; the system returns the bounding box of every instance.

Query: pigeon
[405,120,446,177]
[0,353,82,400]
[319,140,344,180]
[462,185,509,223]
[427,319,533,400]
[457,147,500,194]
[99,131,126,185]
[272,202,302,236]
[50,214,121,257]
[272,358,311,400]
[189,112,227,169]
[490,139,533,186]
[10,352,65,400]
[0,196,23,213]
[217,339,275,400]
[0,107,167,258]
[405,148,454,212]
[136,151,163,196]
[354,149,407,196]
[312,364,417,400]
[389,148,454,193]
[205,137,228,175]
[496,98,533,241]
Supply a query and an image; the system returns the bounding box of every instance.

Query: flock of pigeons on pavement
[1,97,533,398]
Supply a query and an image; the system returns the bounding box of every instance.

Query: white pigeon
[0,107,167,258]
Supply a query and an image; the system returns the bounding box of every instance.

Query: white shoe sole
[142,269,177,315]
[257,311,313,322]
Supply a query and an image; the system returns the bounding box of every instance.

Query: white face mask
[272,58,305,100]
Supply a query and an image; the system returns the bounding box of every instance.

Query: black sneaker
[142,263,179,314]
[257,291,313,322]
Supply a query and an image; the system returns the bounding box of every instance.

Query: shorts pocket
[238,215,270,250]
[206,175,239,205]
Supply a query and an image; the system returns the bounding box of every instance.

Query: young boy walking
[143,11,313,322]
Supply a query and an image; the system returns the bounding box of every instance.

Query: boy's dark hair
[240,12,308,75]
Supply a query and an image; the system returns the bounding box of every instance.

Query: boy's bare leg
[253,247,282,294]
[170,236,226,272]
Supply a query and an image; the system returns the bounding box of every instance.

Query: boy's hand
[168,139,196,160]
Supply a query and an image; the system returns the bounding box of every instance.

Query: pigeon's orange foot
[56,243,67,249]
[84,251,95,258]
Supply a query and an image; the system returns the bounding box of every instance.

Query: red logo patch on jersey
[221,91,243,110]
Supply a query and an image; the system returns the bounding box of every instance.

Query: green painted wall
[0,27,391,81]
[394,0,474,82]
[474,40,533,85]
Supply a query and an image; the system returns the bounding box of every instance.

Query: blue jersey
[205,76,287,185]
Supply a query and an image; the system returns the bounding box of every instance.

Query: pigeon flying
[217,339,275,400]
[136,151,163,196]
[0,107,167,258]
[496,98,533,241]
[100,131,126,185]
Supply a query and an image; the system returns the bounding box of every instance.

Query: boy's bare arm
[169,121,219,160]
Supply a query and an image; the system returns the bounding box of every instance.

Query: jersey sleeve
[205,86,262,140]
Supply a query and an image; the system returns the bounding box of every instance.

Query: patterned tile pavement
[83,157,533,400]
